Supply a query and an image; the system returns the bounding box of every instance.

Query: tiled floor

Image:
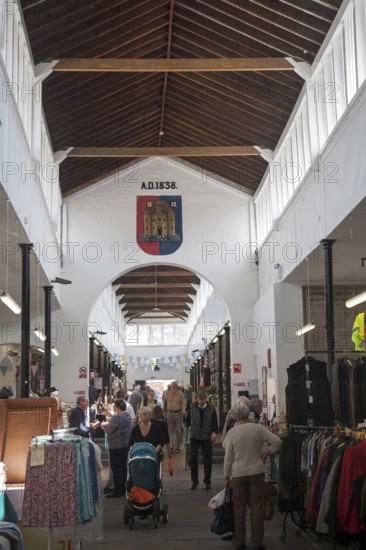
[80,446,359,550]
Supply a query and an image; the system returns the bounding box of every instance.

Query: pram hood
[128,442,159,491]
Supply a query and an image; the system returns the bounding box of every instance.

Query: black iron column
[19,243,33,398]
[97,346,102,375]
[89,336,95,374]
[43,285,53,391]
[224,325,231,411]
[321,239,336,382]
[217,336,224,431]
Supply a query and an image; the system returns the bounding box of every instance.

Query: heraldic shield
[136,195,183,255]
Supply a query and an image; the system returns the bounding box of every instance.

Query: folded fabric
[0,494,18,524]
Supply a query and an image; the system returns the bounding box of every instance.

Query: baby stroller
[124,442,168,529]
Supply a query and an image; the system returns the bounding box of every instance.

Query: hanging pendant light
[345,291,366,309]
[0,201,21,314]
[0,291,21,314]
[296,258,316,337]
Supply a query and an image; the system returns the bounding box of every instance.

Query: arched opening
[87,262,231,431]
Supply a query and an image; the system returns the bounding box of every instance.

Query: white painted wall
[53,157,257,403]
[253,282,304,414]
[0,62,62,289]
[257,81,366,292]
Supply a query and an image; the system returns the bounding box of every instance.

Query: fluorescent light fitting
[0,291,21,314]
[36,347,45,353]
[51,277,72,285]
[295,322,316,336]
[345,291,366,309]
[212,336,218,343]
[34,328,46,341]
[51,346,59,356]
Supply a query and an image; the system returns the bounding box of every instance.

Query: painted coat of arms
[136,196,183,255]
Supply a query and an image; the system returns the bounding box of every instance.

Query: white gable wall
[53,157,257,403]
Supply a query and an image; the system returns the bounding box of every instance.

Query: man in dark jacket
[186,390,218,490]
[69,395,100,438]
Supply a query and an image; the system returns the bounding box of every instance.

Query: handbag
[167,456,173,476]
[211,488,234,535]
[264,498,274,521]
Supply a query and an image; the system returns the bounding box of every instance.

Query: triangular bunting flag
[31,365,39,377]
[0,366,8,376]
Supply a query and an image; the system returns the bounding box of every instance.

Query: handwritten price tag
[30,445,45,466]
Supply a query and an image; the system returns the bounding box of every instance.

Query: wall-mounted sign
[136,195,183,255]
[79,367,87,379]
[233,363,242,373]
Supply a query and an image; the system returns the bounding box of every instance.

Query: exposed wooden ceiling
[112,266,200,321]
[18,0,342,321]
[20,0,342,197]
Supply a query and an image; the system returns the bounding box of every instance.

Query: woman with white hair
[223,403,282,550]
[128,406,164,452]
[222,396,251,445]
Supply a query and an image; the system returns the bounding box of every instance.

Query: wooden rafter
[118,283,197,289]
[53,57,294,73]
[68,146,260,157]
[120,270,196,277]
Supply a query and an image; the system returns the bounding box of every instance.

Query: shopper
[101,398,132,498]
[151,404,171,455]
[144,388,158,410]
[129,406,164,451]
[186,390,218,490]
[69,395,100,438]
[163,381,186,453]
[224,402,282,550]
[129,386,143,414]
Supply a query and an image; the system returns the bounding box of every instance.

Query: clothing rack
[305,350,361,355]
[289,430,338,431]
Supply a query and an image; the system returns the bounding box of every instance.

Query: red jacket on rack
[337,440,366,534]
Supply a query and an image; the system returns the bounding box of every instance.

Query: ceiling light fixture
[295,322,316,336]
[345,291,366,309]
[0,290,21,314]
[34,261,46,341]
[51,346,59,356]
[0,201,21,314]
[296,257,316,337]
[152,265,160,311]
[34,328,46,341]
[50,277,72,285]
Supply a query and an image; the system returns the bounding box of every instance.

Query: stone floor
[81,446,360,550]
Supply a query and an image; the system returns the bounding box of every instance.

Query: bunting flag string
[129,354,193,369]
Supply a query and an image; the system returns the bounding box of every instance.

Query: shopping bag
[208,488,226,510]
[264,498,274,520]
[167,456,173,476]
[211,489,233,535]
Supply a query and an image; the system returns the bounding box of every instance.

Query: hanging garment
[22,442,78,527]
[352,313,366,352]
